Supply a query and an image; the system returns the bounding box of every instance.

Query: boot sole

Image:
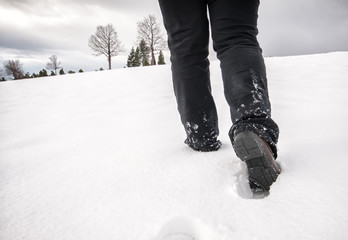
[233,131,281,191]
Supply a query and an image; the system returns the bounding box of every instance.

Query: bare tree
[137,15,166,65]
[88,24,125,70]
[0,67,4,81]
[4,59,24,80]
[46,55,62,75]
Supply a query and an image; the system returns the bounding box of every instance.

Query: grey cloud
[258,0,348,56]
[0,20,82,53]
[0,0,30,9]
[0,0,160,16]
[0,0,57,15]
[0,28,51,52]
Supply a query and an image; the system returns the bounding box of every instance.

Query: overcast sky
[0,0,347,74]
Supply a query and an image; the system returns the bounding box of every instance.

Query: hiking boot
[233,131,281,191]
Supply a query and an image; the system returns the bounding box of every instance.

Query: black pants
[158,0,279,157]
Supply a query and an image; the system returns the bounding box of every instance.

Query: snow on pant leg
[158,0,220,150]
[208,0,279,157]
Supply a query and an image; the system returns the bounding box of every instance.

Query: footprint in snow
[154,216,218,240]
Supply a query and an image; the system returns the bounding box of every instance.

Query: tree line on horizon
[0,57,86,82]
[0,14,166,82]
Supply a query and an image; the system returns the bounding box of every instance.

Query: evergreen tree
[68,70,75,74]
[24,72,31,78]
[134,47,141,67]
[139,39,150,66]
[39,69,48,77]
[50,71,56,76]
[127,47,136,67]
[158,50,165,65]
[79,69,84,73]
[31,73,38,78]
[59,68,65,75]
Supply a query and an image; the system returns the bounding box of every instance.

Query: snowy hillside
[1,52,348,240]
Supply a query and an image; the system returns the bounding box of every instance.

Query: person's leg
[208,0,280,191]
[208,0,279,157]
[158,0,221,151]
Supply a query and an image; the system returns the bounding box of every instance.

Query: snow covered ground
[1,52,348,240]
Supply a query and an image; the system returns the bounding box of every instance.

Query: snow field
[1,52,348,239]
